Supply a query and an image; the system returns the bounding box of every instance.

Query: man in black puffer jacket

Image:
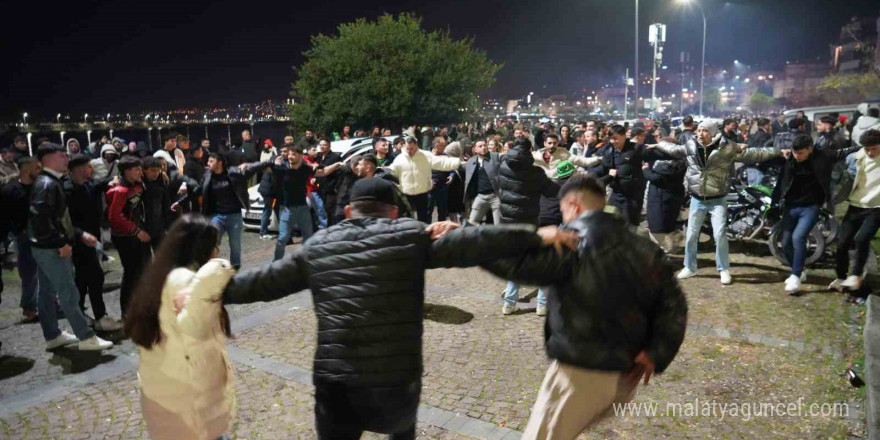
[482,174,687,438]
[221,178,575,440]
[497,138,560,316]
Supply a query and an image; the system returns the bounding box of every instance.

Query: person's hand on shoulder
[426,220,460,240]
[537,225,579,255]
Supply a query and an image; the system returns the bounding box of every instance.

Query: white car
[242,135,402,232]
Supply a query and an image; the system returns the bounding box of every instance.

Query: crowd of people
[0,105,878,439]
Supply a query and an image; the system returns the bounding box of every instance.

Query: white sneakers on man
[719,270,732,285]
[536,305,547,316]
[94,316,123,332]
[677,268,696,280]
[78,336,113,351]
[828,278,845,292]
[784,271,807,295]
[502,304,517,315]
[841,275,863,291]
[46,331,78,350]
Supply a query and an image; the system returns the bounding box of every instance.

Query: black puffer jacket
[483,211,688,373]
[497,145,559,225]
[223,218,545,387]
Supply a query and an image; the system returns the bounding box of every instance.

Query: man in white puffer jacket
[385,137,461,222]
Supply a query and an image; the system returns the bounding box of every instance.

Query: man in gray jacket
[652,121,783,285]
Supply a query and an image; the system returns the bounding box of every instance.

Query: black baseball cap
[349,177,397,206]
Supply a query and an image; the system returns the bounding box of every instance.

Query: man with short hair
[315,139,343,226]
[153,133,186,172]
[677,115,697,146]
[830,129,880,292]
[796,110,812,134]
[296,130,318,152]
[532,134,600,178]
[481,174,687,439]
[29,144,112,350]
[772,135,859,294]
[569,131,588,157]
[270,146,319,260]
[65,155,122,330]
[770,112,786,136]
[465,139,502,225]
[3,156,40,322]
[722,118,742,142]
[374,138,396,166]
[201,138,214,154]
[241,129,259,163]
[815,115,848,151]
[385,137,462,223]
[11,135,30,163]
[106,156,151,316]
[140,157,176,248]
[748,117,772,149]
[220,177,576,440]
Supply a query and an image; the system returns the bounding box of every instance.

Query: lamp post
[84,113,89,124]
[22,112,28,126]
[678,0,707,117]
[57,113,62,123]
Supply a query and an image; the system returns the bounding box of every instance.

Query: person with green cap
[539,160,575,227]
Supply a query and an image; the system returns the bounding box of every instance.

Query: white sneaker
[719,270,732,285]
[78,336,113,351]
[677,268,697,280]
[94,316,122,332]
[800,270,807,283]
[260,234,273,240]
[828,278,846,292]
[46,331,78,350]
[536,305,547,316]
[502,304,517,315]
[841,275,863,291]
[784,275,801,294]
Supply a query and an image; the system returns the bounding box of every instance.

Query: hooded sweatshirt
[66,138,82,155]
[852,115,880,147]
[90,144,120,179]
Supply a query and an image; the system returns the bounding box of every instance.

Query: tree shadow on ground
[0,355,35,380]
[47,350,116,375]
[423,304,473,325]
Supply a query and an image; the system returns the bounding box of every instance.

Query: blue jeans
[259,195,278,236]
[275,205,314,261]
[309,192,328,230]
[31,247,95,341]
[15,235,39,312]
[212,212,243,268]
[781,204,820,276]
[503,281,547,308]
[684,196,729,272]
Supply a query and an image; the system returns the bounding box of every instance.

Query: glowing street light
[22,112,28,125]
[57,113,62,123]
[84,113,89,123]
[676,0,707,116]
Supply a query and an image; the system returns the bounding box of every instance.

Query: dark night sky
[3,0,877,120]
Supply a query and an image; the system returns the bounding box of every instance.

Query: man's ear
[344,205,352,219]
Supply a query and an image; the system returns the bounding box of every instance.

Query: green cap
[556,160,575,179]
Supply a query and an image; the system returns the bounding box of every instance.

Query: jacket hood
[505,145,535,170]
[99,144,117,156]
[66,138,80,150]
[153,150,175,166]
[856,115,879,129]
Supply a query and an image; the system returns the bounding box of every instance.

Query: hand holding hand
[58,244,72,258]
[537,226,579,255]
[609,169,618,178]
[426,220,461,240]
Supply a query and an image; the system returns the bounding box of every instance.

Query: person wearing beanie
[651,120,784,285]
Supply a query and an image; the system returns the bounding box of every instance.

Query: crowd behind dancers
[0,106,878,439]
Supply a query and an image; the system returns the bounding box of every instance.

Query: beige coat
[138,259,236,440]
[386,150,461,195]
[532,148,600,179]
[0,155,19,186]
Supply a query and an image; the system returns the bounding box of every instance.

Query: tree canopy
[749,92,774,114]
[289,13,502,134]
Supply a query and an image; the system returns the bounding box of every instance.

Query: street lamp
[22,112,28,125]
[677,0,706,117]
[84,113,89,123]
[57,113,62,123]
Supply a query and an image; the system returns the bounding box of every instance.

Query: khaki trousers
[522,361,638,440]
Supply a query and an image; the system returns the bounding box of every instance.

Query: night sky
[3,0,877,120]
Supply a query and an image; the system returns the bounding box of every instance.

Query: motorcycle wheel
[816,211,839,245]
[768,223,826,267]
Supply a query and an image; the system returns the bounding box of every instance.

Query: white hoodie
[852,115,880,147]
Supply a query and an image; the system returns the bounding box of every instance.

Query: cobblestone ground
[0,228,872,439]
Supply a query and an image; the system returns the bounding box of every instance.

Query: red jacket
[304,156,319,194]
[106,184,145,236]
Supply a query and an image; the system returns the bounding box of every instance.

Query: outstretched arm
[480,246,576,286]
[223,247,310,304]
[736,145,782,164]
[651,141,688,159]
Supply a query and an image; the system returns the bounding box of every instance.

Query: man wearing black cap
[217,177,576,440]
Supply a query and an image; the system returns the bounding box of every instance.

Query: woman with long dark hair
[124,214,236,440]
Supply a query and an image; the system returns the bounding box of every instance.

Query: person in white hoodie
[125,214,236,440]
[90,144,119,179]
[384,136,461,222]
[852,106,880,147]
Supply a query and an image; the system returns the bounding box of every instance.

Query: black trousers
[406,193,430,223]
[111,235,152,316]
[836,206,880,279]
[323,192,338,227]
[314,379,419,440]
[610,193,644,227]
[72,245,106,320]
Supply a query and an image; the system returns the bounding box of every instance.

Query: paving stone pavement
[0,230,870,439]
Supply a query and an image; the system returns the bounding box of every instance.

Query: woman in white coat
[125,214,236,440]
